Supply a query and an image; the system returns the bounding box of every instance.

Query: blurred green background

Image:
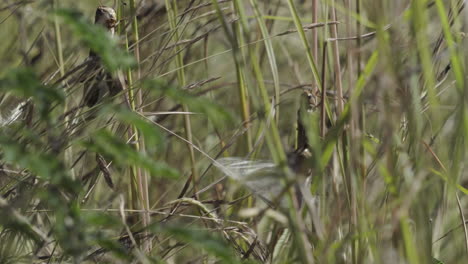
[1,0,468,263]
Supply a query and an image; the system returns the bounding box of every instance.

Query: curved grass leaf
[83,129,178,179]
[149,224,240,264]
[55,9,134,72]
[0,132,78,194]
[100,104,165,155]
[0,68,63,120]
[143,79,233,127]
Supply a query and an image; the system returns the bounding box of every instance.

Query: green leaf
[0,68,64,119]
[144,79,233,127]
[0,132,77,194]
[55,9,134,72]
[149,224,240,264]
[100,105,165,154]
[84,212,121,228]
[83,130,178,179]
[92,238,132,261]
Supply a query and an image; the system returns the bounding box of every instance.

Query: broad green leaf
[83,129,178,179]
[144,79,233,127]
[149,224,240,264]
[55,9,134,72]
[100,105,165,154]
[0,68,64,119]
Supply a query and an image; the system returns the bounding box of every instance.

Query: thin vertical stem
[53,0,64,78]
[227,0,253,152]
[329,1,344,115]
[312,0,318,62]
[128,0,151,251]
[249,0,281,123]
[165,0,199,196]
[320,42,327,138]
[121,3,145,239]
[53,0,75,180]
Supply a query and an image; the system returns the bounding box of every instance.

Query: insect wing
[214,158,284,203]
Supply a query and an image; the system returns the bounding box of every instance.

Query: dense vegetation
[1,0,468,263]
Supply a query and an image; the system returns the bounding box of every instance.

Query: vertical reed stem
[165,0,199,196]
